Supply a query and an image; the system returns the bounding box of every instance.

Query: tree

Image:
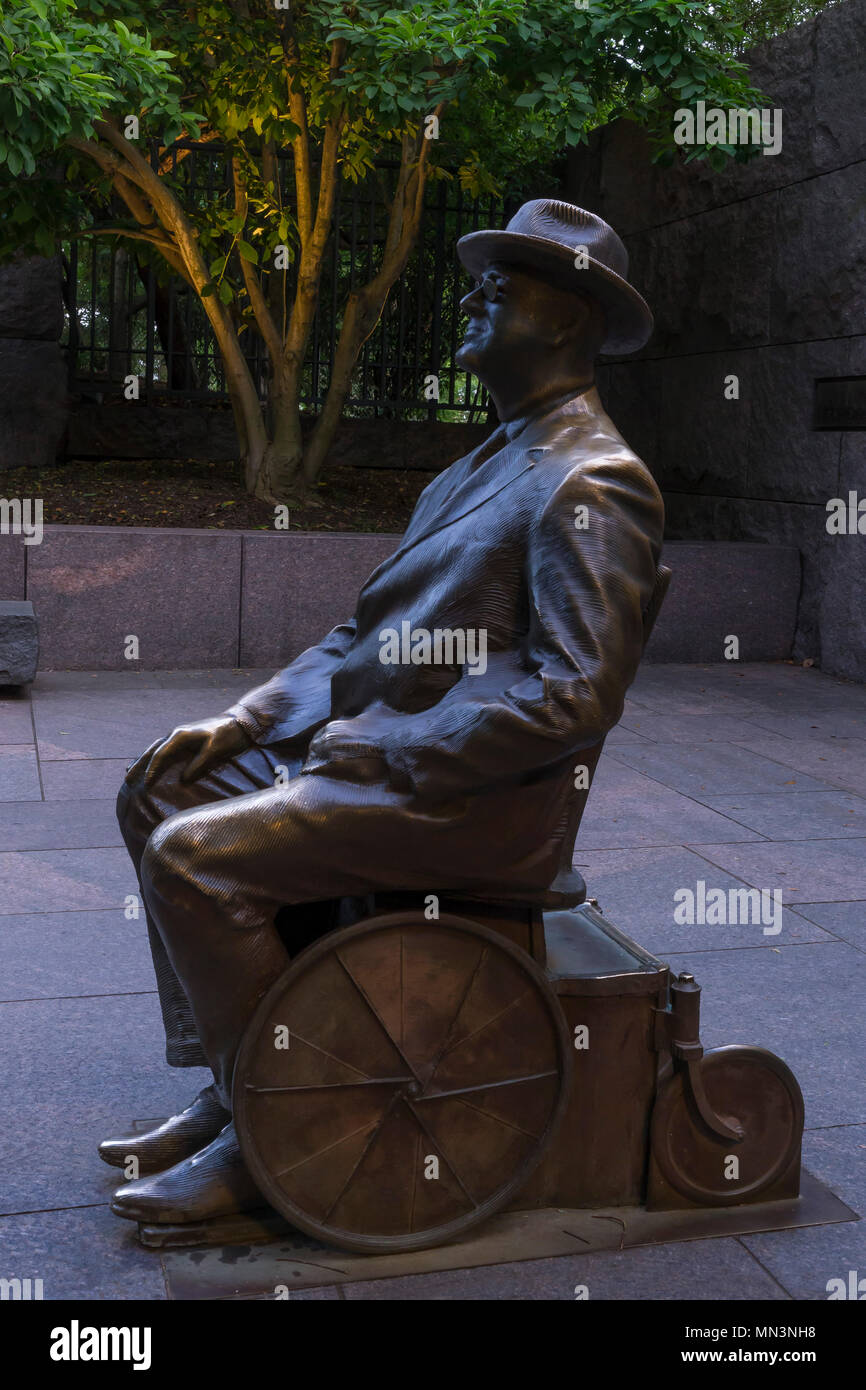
[1,0,776,501]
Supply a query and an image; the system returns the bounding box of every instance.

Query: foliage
[0,0,827,494]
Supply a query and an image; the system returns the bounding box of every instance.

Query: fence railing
[62,143,519,422]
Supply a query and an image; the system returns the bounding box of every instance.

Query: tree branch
[231,155,284,365]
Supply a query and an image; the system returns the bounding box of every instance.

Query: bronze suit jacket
[226,386,664,907]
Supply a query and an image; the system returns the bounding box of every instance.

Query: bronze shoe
[110,1122,265,1225]
[98,1084,230,1176]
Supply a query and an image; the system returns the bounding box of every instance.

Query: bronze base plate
[146,1168,858,1299]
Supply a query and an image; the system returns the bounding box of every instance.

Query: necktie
[465,423,508,474]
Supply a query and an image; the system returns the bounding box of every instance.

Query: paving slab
[40,758,130,801]
[731,730,866,796]
[616,712,774,744]
[577,757,765,851]
[791,901,866,952]
[33,695,250,761]
[0,847,135,914]
[572,845,831,952]
[0,908,153,1001]
[0,694,35,742]
[0,744,40,801]
[0,1204,168,1301]
[691,838,866,903]
[741,1125,866,1301]
[0,799,121,851]
[607,740,835,797]
[0,993,210,1214]
[700,790,866,842]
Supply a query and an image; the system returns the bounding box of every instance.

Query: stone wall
[65,401,489,471]
[570,0,866,681]
[0,257,67,469]
[0,526,799,670]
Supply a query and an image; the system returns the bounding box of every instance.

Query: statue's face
[455,260,588,383]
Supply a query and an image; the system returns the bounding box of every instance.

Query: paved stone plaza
[0,661,863,1300]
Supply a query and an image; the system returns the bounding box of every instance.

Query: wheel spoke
[323,1089,404,1221]
[450,1094,544,1142]
[418,1069,558,1104]
[274,1116,380,1180]
[432,987,533,1072]
[424,945,489,1088]
[334,950,423,1083]
[247,1076,413,1094]
[258,1027,374,1084]
[401,1097,479,1209]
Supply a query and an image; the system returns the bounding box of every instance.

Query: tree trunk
[251,369,306,503]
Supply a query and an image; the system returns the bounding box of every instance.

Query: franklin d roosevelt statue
[104,200,665,1226]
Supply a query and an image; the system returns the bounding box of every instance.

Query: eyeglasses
[474,273,504,302]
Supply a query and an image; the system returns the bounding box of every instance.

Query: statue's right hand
[124,716,252,789]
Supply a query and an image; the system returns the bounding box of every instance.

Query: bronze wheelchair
[229,565,804,1254]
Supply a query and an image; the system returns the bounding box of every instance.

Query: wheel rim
[234,912,571,1253]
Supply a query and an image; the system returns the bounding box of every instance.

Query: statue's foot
[98,1084,230,1176]
[110,1123,264,1225]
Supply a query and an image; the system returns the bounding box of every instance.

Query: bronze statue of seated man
[102,200,664,1227]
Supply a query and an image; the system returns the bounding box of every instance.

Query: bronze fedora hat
[457,198,653,355]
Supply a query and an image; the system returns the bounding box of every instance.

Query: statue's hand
[125,716,253,788]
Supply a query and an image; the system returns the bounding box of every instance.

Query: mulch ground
[0,458,437,532]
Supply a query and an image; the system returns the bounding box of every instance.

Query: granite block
[0,599,38,684]
[27,527,242,670]
[239,531,399,666]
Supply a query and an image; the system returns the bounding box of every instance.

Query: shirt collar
[502,384,593,442]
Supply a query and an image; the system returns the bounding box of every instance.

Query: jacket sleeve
[224,618,357,744]
[355,457,663,800]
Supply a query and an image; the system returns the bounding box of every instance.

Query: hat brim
[456,229,653,355]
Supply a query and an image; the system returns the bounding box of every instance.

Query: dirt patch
[0,457,437,532]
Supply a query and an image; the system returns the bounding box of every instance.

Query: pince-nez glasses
[474,272,504,302]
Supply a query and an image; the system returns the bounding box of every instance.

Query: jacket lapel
[360,388,606,591]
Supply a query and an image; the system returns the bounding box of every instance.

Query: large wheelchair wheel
[233,911,571,1254]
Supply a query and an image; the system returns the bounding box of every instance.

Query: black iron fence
[62,143,519,422]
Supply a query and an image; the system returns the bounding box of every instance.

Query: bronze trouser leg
[116,741,301,1069]
[135,773,410,1110]
[134,770,520,1111]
